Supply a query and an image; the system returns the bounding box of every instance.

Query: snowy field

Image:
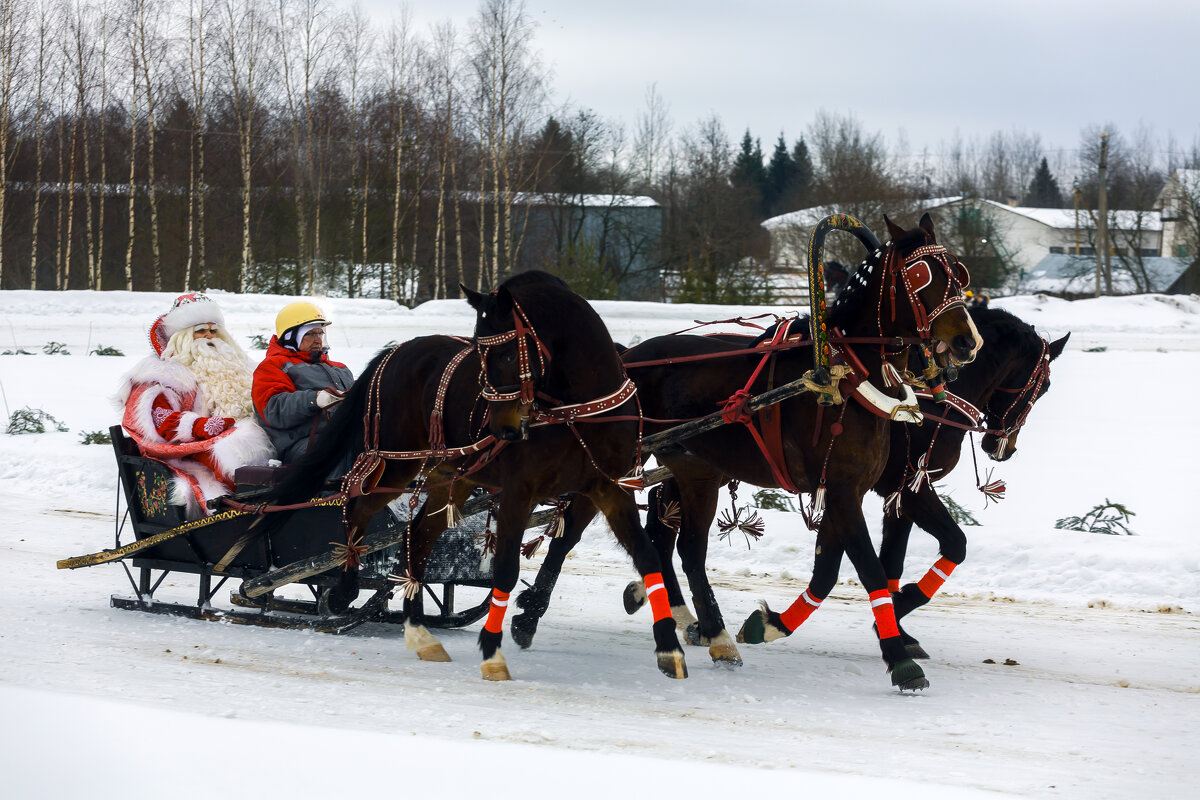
[1,288,1198,799]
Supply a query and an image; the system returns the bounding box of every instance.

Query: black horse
[872,305,1068,656]
[511,214,980,690]
[257,270,687,680]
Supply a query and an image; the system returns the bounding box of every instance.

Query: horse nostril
[953,334,976,356]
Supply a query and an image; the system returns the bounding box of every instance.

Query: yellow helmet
[964,290,974,299]
[275,301,330,337]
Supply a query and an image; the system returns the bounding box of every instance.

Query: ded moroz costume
[115,293,275,518]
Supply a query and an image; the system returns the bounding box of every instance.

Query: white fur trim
[208,418,274,477]
[167,459,228,518]
[114,356,198,409]
[160,296,225,341]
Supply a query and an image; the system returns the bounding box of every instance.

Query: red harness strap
[718,320,804,494]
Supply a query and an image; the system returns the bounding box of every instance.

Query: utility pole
[1095,131,1110,297]
[1080,182,1089,255]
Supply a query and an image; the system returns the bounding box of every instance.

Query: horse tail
[255,348,388,531]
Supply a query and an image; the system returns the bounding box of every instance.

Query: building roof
[762,197,962,230]
[1019,254,1190,295]
[975,199,1162,232]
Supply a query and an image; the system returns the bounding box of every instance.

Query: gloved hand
[316,388,344,409]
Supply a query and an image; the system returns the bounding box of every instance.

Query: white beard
[172,337,256,419]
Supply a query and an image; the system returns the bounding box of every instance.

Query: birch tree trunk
[0,0,27,289]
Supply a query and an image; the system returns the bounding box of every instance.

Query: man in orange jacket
[251,301,354,464]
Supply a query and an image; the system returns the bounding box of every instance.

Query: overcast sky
[360,0,1200,164]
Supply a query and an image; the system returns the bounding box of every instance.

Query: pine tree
[764,134,799,217]
[791,136,814,209]
[730,130,767,217]
[1022,157,1064,208]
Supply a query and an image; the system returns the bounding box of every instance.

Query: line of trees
[1,0,1198,302]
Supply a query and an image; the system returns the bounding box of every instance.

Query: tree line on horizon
[1,0,1197,302]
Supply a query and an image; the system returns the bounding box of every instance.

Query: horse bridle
[881,242,972,342]
[476,298,551,412]
[984,338,1051,448]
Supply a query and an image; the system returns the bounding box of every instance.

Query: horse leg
[510,495,596,649]
[477,495,534,680]
[832,492,929,691]
[879,508,928,659]
[400,480,465,663]
[592,482,687,679]
[737,537,843,645]
[889,485,966,658]
[622,483,700,635]
[669,474,741,666]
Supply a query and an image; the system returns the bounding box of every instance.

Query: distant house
[762,195,1179,301]
[1156,168,1199,261]
[510,192,664,301]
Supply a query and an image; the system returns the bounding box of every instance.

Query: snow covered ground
[2,289,1198,799]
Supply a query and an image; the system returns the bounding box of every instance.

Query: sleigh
[55,426,497,633]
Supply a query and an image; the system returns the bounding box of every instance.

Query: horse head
[881,213,981,372]
[463,280,546,442]
[463,270,621,444]
[981,330,1069,460]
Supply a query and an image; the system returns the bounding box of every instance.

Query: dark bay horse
[512,214,979,690]
[259,270,687,681]
[873,306,1068,657]
[608,305,1068,662]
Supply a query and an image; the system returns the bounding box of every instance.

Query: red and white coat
[116,355,275,518]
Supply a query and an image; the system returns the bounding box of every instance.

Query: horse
[257,270,687,681]
[872,305,1068,657]
[510,213,980,690]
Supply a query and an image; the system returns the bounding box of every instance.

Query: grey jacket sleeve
[261,387,320,430]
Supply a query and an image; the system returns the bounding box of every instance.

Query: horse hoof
[481,652,511,681]
[406,624,451,662]
[684,622,710,647]
[672,604,699,631]
[417,642,452,662]
[510,615,538,650]
[891,659,929,691]
[656,649,688,679]
[623,581,647,614]
[906,643,931,660]
[708,632,743,667]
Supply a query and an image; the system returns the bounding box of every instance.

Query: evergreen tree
[730,130,768,217]
[1021,157,1064,207]
[764,134,799,217]
[791,136,814,209]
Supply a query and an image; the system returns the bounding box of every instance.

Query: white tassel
[388,570,423,601]
[884,490,904,517]
[882,362,902,388]
[907,453,943,493]
[810,486,826,520]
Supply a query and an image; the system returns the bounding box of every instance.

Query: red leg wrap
[484,589,510,634]
[643,572,672,623]
[869,589,900,639]
[916,557,958,599]
[779,588,824,633]
[887,579,901,594]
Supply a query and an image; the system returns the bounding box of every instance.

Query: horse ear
[918,212,937,241]
[883,214,905,241]
[1048,332,1070,361]
[462,284,484,311]
[493,285,515,318]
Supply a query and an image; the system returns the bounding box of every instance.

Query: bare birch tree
[632,82,670,190]
[0,0,27,288]
[28,0,58,290]
[383,12,417,303]
[131,0,167,289]
[220,0,271,291]
[277,0,334,293]
[337,3,372,297]
[469,0,545,288]
[184,0,213,290]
